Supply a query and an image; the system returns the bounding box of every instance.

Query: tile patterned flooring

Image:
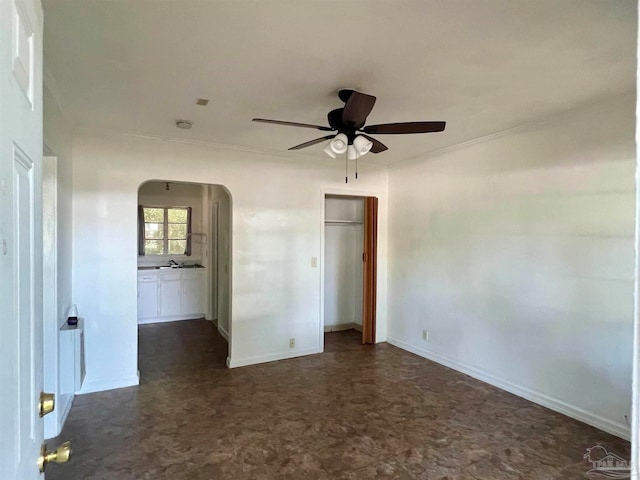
[47,320,630,479]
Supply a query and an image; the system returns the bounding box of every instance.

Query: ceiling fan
[252,89,446,159]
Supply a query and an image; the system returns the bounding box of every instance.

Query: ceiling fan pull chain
[355,152,358,180]
[345,151,348,184]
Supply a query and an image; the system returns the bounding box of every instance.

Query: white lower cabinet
[181,273,203,316]
[137,269,205,323]
[138,274,159,319]
[159,274,182,317]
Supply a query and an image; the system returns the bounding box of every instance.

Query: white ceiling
[43,0,636,165]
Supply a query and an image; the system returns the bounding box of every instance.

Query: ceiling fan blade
[288,135,336,150]
[360,134,388,154]
[253,118,333,131]
[342,91,376,128]
[363,121,446,135]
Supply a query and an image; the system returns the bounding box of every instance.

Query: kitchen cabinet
[137,268,205,324]
[159,273,182,317]
[137,274,159,319]
[181,272,203,316]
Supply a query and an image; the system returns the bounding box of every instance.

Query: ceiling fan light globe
[323,142,337,158]
[347,145,357,161]
[330,133,348,154]
[353,135,373,156]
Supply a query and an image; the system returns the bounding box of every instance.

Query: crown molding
[391,91,635,170]
[43,65,74,125]
[74,90,633,173]
[74,125,389,171]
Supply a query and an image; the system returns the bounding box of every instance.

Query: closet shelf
[325,219,363,225]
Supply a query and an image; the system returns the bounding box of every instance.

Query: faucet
[168,259,179,267]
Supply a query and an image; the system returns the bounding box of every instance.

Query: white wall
[324,197,364,329]
[326,196,364,222]
[387,95,635,439]
[324,225,363,328]
[138,180,205,265]
[71,128,388,391]
[43,84,74,327]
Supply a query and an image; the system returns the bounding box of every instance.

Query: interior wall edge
[77,374,140,395]
[217,324,229,342]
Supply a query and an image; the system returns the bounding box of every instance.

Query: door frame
[210,201,219,321]
[42,154,69,439]
[319,187,383,352]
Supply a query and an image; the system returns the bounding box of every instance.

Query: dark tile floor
[47,319,630,479]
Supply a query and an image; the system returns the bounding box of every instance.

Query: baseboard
[324,322,362,333]
[386,336,630,441]
[217,324,229,342]
[58,393,74,432]
[228,347,321,369]
[77,373,140,394]
[138,315,204,325]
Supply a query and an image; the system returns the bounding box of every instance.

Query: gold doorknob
[39,392,55,417]
[38,441,72,473]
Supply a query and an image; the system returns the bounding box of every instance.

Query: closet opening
[323,194,377,345]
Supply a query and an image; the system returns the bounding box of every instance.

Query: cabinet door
[137,281,159,319]
[182,275,203,316]
[159,278,182,316]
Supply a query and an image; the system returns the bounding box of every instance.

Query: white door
[0,0,45,478]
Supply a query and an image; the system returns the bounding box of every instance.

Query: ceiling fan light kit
[329,133,348,155]
[353,135,373,156]
[253,89,446,181]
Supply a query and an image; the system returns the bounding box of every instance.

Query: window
[138,206,192,256]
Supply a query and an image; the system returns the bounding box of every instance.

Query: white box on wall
[59,319,85,394]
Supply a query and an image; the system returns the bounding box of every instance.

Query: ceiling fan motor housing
[328,109,357,143]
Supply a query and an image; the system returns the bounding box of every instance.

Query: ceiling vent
[176,120,193,129]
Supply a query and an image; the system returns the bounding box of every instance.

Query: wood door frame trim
[362,197,378,344]
[319,187,382,353]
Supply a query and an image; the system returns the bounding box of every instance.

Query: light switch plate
[311,257,318,267]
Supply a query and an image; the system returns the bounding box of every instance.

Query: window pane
[145,240,164,255]
[168,239,187,255]
[168,223,187,239]
[145,223,164,239]
[143,207,164,222]
[168,208,187,223]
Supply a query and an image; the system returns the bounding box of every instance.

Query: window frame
[138,205,192,256]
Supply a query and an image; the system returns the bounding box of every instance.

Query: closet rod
[325,220,363,225]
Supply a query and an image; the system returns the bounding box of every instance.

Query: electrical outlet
[311,257,318,267]
[289,338,295,348]
[422,330,429,341]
